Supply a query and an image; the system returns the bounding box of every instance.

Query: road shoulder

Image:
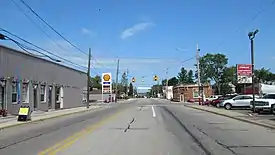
[185,104,275,130]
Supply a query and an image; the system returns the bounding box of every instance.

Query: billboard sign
[237,64,252,76]
[236,64,252,84]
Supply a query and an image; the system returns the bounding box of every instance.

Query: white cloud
[81,28,91,35]
[120,22,155,39]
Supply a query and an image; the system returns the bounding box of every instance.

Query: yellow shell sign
[103,74,111,81]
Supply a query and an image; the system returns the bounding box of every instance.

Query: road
[1,99,275,155]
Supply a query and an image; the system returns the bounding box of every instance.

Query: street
[1,99,275,155]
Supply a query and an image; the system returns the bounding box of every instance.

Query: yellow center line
[38,109,124,155]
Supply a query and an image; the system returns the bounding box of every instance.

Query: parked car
[211,94,238,107]
[205,95,221,101]
[250,93,275,114]
[220,95,253,110]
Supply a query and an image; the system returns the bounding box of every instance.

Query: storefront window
[22,83,29,103]
[12,82,17,103]
[40,85,46,102]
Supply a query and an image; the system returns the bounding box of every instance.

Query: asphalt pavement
[1,98,275,155]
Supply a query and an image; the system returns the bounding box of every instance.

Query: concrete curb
[0,106,103,130]
[185,105,275,130]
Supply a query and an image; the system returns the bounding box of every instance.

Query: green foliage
[90,75,101,89]
[162,77,179,86]
[151,84,162,96]
[121,72,127,86]
[254,67,275,83]
[195,53,228,94]
[169,77,179,86]
[221,66,237,84]
[177,67,195,84]
[128,83,134,96]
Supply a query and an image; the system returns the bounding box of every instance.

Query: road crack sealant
[124,117,135,132]
[194,125,238,155]
[161,106,212,155]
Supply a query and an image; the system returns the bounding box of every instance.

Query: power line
[10,0,69,56]
[0,28,88,70]
[19,0,88,56]
[18,0,113,71]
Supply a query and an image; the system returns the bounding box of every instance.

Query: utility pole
[196,44,202,104]
[166,68,169,99]
[126,69,129,96]
[86,48,91,109]
[115,59,120,102]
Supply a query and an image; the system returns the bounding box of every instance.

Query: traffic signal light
[154,75,158,81]
[132,77,136,83]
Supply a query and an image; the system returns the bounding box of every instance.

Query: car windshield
[2,1,275,155]
[262,94,275,99]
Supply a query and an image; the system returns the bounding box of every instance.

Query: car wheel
[224,103,232,110]
[216,103,220,108]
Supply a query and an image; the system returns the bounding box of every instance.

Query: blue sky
[1,0,275,88]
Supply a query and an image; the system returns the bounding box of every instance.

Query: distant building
[0,45,86,115]
[173,84,212,102]
[163,86,173,100]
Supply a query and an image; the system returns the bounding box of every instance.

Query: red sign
[237,64,252,76]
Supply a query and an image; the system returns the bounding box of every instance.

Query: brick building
[173,84,213,102]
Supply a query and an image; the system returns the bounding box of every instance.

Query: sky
[1,0,275,89]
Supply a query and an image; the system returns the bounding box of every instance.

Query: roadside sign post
[102,73,112,104]
[18,106,31,121]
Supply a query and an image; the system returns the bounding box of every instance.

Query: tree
[169,77,179,86]
[196,53,228,94]
[187,70,195,84]
[121,72,128,94]
[128,83,134,96]
[177,67,194,84]
[217,66,237,95]
[254,68,275,83]
[221,66,237,84]
[151,84,162,97]
[90,75,101,90]
[162,77,179,86]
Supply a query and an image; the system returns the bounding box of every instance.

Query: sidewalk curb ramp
[185,105,275,130]
[0,106,103,130]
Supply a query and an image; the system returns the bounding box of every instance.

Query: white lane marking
[152,105,156,117]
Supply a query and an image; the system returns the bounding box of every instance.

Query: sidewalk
[0,105,102,130]
[185,104,275,129]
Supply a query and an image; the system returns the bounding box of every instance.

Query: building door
[33,85,38,110]
[180,95,184,102]
[55,86,60,109]
[0,86,5,109]
[48,86,52,109]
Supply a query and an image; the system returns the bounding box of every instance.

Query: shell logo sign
[103,74,111,82]
[102,73,112,83]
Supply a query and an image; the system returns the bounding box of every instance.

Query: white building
[163,86,173,100]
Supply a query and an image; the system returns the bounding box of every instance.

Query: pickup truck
[250,93,275,113]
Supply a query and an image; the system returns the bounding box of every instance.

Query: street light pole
[248,29,259,113]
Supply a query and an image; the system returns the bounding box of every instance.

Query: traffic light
[132,77,136,83]
[153,75,158,81]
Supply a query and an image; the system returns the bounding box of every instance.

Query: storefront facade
[173,84,213,102]
[0,45,86,115]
